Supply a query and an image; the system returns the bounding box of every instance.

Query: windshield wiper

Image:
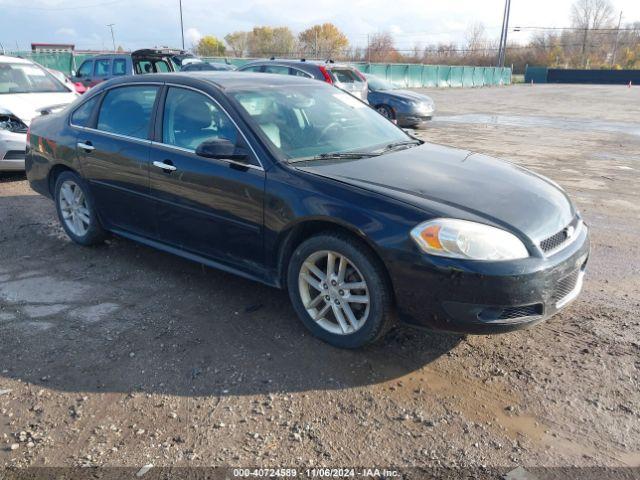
[289,151,380,163]
[378,139,422,153]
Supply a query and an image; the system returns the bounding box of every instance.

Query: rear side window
[94,59,111,77]
[331,69,362,83]
[97,86,159,140]
[291,68,312,78]
[70,95,100,127]
[263,65,290,75]
[112,59,127,75]
[77,61,93,77]
[241,65,263,72]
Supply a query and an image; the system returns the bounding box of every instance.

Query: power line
[1,0,127,10]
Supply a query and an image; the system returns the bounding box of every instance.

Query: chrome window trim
[72,125,153,146]
[162,82,264,170]
[149,141,264,171]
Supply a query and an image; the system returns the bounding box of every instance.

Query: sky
[1,0,639,52]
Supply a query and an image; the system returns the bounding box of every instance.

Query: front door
[149,86,265,273]
[76,84,160,238]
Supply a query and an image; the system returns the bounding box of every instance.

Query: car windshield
[230,84,410,160]
[0,62,68,94]
[366,75,398,91]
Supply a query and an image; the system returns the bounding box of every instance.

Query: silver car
[238,59,369,103]
[1,55,77,171]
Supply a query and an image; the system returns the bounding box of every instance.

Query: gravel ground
[0,84,639,476]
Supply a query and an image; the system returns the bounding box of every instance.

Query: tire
[376,105,394,120]
[54,171,106,246]
[287,232,395,349]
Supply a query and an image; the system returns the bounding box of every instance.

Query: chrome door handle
[77,142,95,152]
[153,160,176,171]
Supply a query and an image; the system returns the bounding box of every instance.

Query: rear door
[148,86,265,271]
[74,60,93,87]
[74,84,160,237]
[92,58,112,86]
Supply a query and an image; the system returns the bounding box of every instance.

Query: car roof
[0,55,34,65]
[103,71,324,91]
[241,59,353,68]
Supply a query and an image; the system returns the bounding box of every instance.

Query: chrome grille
[552,269,580,303]
[540,217,581,254]
[540,229,569,252]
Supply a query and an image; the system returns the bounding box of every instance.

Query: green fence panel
[421,65,438,87]
[472,67,484,87]
[368,64,388,79]
[501,67,512,85]
[406,64,424,88]
[482,67,493,86]
[436,66,450,87]
[462,66,475,87]
[449,66,464,87]
[387,64,408,86]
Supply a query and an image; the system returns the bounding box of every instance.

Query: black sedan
[366,74,435,127]
[25,73,589,349]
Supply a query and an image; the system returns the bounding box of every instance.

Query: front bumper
[0,131,26,171]
[397,110,435,128]
[390,225,590,334]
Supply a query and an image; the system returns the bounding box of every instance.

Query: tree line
[192,0,640,73]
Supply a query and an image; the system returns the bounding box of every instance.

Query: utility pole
[179,0,185,50]
[496,0,511,67]
[611,10,623,68]
[107,24,116,52]
[315,30,318,59]
[500,0,511,67]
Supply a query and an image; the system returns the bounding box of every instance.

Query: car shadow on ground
[0,194,462,397]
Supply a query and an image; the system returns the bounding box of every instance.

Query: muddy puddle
[434,114,640,138]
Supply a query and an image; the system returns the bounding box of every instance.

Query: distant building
[31,43,75,53]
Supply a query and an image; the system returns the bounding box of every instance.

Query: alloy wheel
[58,180,90,237]
[298,250,370,335]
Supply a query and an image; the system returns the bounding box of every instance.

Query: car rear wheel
[287,233,395,348]
[376,105,394,120]
[54,171,106,246]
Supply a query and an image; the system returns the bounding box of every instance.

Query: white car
[1,55,78,171]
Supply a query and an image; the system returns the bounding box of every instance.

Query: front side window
[0,62,68,94]
[230,84,408,160]
[71,95,100,127]
[112,59,127,75]
[162,87,238,151]
[94,59,111,77]
[77,61,93,77]
[97,86,159,139]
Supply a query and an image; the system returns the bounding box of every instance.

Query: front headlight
[410,218,529,261]
[0,112,28,133]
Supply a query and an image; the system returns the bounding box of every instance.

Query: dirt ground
[1,84,639,476]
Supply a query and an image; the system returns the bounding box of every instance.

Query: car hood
[380,89,433,104]
[0,92,77,125]
[294,143,575,242]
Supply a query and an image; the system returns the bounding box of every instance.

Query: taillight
[319,66,333,84]
[26,125,31,145]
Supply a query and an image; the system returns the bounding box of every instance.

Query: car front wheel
[54,171,106,246]
[287,233,395,348]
